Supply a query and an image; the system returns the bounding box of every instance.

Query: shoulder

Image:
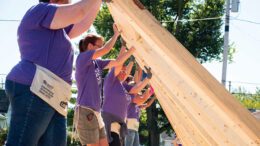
[28,3,57,13]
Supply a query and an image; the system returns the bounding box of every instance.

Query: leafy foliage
[67,108,75,130]
[233,87,260,109]
[0,128,8,145]
[67,132,81,146]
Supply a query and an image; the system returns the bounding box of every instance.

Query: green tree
[0,128,8,145]
[93,0,228,145]
[232,87,260,109]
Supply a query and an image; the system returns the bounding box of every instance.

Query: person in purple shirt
[125,63,155,146]
[4,0,110,145]
[102,45,153,146]
[125,93,156,146]
[74,24,136,146]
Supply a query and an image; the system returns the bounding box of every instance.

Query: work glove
[130,55,135,62]
[144,66,152,79]
[120,37,126,47]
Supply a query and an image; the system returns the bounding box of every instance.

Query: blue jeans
[125,129,139,146]
[5,80,67,146]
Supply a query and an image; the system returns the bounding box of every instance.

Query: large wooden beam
[107,0,260,145]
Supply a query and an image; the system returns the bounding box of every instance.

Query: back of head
[79,34,104,53]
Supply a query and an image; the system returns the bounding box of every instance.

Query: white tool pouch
[30,64,72,116]
[127,118,139,131]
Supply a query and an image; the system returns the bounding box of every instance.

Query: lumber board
[107,0,260,145]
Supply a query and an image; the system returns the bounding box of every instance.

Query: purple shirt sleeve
[64,24,74,34]
[122,82,134,92]
[96,59,112,70]
[76,50,95,71]
[24,3,58,29]
[107,67,116,81]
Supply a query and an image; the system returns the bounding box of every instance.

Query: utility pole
[222,0,240,88]
[221,0,231,87]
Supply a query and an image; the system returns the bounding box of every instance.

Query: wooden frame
[107,0,260,145]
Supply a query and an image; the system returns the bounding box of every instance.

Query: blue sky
[0,0,260,92]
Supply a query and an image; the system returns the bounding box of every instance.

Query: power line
[0,17,259,25]
[0,19,20,22]
[162,16,224,23]
[230,21,260,42]
[229,80,260,86]
[230,16,260,25]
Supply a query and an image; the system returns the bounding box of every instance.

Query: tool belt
[30,64,72,116]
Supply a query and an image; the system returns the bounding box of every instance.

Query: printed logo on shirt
[135,104,141,117]
[122,85,131,103]
[94,63,102,85]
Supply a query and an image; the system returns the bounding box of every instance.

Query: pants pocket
[74,107,99,130]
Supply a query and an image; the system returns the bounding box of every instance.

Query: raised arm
[50,0,102,29]
[67,0,102,39]
[132,88,151,106]
[134,63,142,84]
[123,61,134,81]
[129,66,152,94]
[113,56,134,78]
[139,96,155,109]
[92,24,121,60]
[104,47,136,69]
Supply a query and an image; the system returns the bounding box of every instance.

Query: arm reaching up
[129,66,152,94]
[104,47,136,69]
[139,96,156,109]
[92,24,121,60]
[132,88,151,106]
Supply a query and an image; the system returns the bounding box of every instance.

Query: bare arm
[114,65,122,77]
[113,55,134,78]
[67,0,102,39]
[133,88,151,105]
[123,62,134,81]
[104,47,136,69]
[134,63,142,84]
[139,96,155,109]
[174,137,179,146]
[137,64,143,82]
[129,66,152,94]
[50,0,101,29]
[92,24,121,60]
[129,78,150,94]
[113,46,126,77]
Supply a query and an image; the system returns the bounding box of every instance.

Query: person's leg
[37,111,67,146]
[99,138,109,146]
[133,131,140,146]
[109,132,121,146]
[5,80,55,146]
[125,129,135,146]
[87,143,99,146]
[99,127,108,146]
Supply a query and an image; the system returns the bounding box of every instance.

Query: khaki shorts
[74,107,106,145]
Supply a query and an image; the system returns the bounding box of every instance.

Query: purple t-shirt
[75,50,110,112]
[124,82,141,121]
[7,3,74,85]
[102,68,134,121]
[127,103,141,121]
